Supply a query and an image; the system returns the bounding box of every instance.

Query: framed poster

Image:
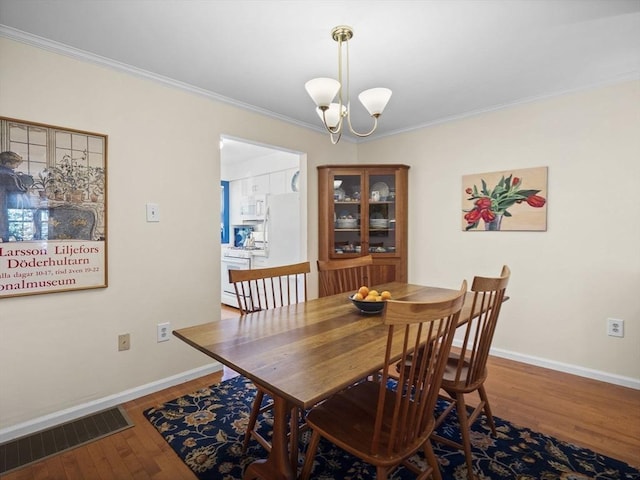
[462,166,547,231]
[0,117,107,297]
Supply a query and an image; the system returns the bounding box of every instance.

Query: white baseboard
[0,363,222,444]
[2,348,638,445]
[485,344,640,390]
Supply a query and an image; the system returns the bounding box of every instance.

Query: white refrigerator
[262,192,301,266]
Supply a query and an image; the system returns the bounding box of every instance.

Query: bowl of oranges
[349,286,392,314]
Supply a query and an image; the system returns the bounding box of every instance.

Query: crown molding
[2,24,636,145]
[0,25,327,135]
[365,71,640,143]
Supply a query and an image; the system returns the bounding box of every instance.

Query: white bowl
[336,218,357,228]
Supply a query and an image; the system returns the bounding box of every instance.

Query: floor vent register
[0,406,133,475]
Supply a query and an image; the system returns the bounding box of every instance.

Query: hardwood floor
[4,306,639,479]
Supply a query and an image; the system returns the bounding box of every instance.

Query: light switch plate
[146,203,160,222]
[118,333,130,351]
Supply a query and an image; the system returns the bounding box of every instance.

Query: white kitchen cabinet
[269,170,286,195]
[229,180,243,225]
[240,177,251,196]
[252,256,269,268]
[241,173,270,196]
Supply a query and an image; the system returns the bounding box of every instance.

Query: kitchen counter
[222,246,267,258]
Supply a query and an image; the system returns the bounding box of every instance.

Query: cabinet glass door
[332,174,362,255]
[367,173,396,254]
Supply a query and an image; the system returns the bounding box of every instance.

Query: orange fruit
[381,291,392,300]
[375,296,383,302]
[365,294,377,302]
[358,286,369,297]
[368,290,379,298]
[353,293,364,301]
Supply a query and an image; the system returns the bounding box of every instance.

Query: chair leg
[454,393,476,480]
[299,430,321,480]
[478,385,496,435]
[376,466,389,479]
[423,440,442,480]
[243,389,265,452]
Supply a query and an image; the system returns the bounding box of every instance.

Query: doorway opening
[219,135,306,306]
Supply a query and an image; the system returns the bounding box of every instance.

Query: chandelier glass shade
[305,26,392,144]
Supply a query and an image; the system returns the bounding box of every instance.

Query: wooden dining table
[173,281,477,480]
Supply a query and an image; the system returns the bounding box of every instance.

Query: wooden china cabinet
[318,164,409,296]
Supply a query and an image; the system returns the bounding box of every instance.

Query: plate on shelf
[371,182,390,200]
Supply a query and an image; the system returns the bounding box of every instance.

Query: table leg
[243,396,296,480]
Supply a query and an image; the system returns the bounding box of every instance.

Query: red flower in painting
[464,208,482,223]
[526,194,546,208]
[475,197,492,209]
[480,209,495,222]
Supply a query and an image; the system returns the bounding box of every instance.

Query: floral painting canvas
[462,166,547,231]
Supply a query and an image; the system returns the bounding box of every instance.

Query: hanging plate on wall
[291,170,300,192]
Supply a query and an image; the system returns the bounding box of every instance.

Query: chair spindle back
[229,262,311,314]
[453,265,510,387]
[317,255,373,297]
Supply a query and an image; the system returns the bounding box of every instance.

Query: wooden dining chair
[300,281,468,480]
[229,261,311,468]
[430,265,510,480]
[230,261,310,314]
[317,254,373,297]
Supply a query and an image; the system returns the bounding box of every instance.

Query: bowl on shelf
[336,218,358,228]
[370,218,389,228]
[349,294,386,314]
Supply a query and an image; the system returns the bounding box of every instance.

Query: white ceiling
[220,137,299,166]
[1,0,639,149]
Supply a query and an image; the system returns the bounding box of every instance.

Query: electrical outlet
[157,322,171,342]
[118,333,130,351]
[607,318,624,338]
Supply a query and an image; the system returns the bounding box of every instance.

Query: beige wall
[1,37,638,435]
[359,80,640,382]
[0,37,356,431]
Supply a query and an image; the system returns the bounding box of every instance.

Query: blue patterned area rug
[144,376,639,480]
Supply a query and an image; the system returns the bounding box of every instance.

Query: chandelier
[305,25,392,144]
